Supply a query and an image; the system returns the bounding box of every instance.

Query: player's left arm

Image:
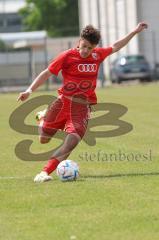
[111,22,148,53]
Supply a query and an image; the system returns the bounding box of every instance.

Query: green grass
[0,83,159,240]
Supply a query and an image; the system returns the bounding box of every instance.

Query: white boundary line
[0,176,31,180]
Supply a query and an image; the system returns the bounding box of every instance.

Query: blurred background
[0,0,159,92]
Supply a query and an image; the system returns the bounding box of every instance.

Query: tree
[19,0,79,37]
[0,39,6,51]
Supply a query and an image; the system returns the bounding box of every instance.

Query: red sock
[43,158,60,175]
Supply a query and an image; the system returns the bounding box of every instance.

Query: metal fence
[0,37,79,92]
[0,50,46,89]
[0,32,159,92]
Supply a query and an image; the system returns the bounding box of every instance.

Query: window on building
[7,17,21,26]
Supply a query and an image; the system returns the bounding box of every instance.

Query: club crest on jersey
[92,53,98,60]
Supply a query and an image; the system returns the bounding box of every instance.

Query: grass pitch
[0,83,159,240]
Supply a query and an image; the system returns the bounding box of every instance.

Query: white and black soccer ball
[56,160,79,181]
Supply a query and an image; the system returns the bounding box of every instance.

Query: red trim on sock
[43,158,60,175]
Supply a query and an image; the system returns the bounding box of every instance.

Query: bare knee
[39,136,51,144]
[63,133,80,151]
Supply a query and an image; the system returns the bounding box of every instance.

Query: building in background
[0,32,78,90]
[0,0,26,32]
[0,0,79,91]
[78,0,159,82]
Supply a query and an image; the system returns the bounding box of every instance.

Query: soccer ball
[56,160,79,181]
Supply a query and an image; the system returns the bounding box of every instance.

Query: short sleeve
[96,47,113,61]
[48,50,68,76]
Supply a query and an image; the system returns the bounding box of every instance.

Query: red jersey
[48,47,112,104]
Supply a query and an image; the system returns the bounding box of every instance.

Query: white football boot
[36,109,47,122]
[34,171,52,183]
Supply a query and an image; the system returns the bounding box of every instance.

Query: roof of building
[0,31,47,48]
[0,0,26,14]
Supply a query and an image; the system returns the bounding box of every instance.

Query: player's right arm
[17,50,68,102]
[17,68,52,102]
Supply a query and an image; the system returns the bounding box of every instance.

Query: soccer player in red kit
[17,22,148,182]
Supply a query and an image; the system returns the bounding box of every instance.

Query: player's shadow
[82,171,159,179]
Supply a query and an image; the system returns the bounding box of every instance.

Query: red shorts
[39,96,90,138]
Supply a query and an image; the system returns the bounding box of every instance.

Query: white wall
[137,0,159,67]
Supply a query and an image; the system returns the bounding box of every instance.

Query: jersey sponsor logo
[78,64,97,73]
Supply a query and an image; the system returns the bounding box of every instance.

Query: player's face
[78,38,96,58]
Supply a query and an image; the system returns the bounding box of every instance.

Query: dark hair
[80,25,101,45]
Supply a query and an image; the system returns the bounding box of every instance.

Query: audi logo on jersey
[78,64,97,72]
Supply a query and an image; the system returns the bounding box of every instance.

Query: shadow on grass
[82,172,159,179]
